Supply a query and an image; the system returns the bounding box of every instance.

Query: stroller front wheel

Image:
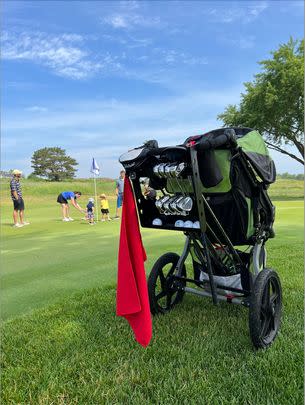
[249,268,282,349]
[148,252,186,315]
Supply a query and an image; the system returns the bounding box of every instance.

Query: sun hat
[100,194,106,198]
[88,197,94,202]
[12,169,22,175]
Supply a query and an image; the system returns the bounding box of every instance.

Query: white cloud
[237,37,256,49]
[1,30,122,79]
[151,48,208,66]
[130,48,208,71]
[101,33,152,48]
[221,35,256,49]
[107,15,129,29]
[103,11,161,30]
[206,2,268,24]
[3,29,207,84]
[248,2,268,17]
[119,0,140,10]
[25,106,48,112]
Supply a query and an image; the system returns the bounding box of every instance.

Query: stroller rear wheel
[148,252,186,315]
[249,268,282,349]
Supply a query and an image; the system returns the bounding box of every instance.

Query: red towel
[116,177,152,347]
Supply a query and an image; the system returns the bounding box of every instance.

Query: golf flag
[90,157,100,175]
[116,177,152,347]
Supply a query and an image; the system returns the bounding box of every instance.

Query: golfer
[57,191,84,221]
[114,170,125,219]
[10,169,29,228]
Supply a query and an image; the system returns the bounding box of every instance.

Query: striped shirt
[10,178,22,200]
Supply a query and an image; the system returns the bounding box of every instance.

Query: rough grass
[1,241,304,405]
[268,178,304,200]
[0,178,116,199]
[1,177,304,200]
[1,178,304,404]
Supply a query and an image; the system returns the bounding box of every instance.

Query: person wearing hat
[10,169,29,228]
[86,197,95,225]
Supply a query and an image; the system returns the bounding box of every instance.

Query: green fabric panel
[202,150,231,193]
[166,150,232,193]
[166,178,192,193]
[237,130,269,156]
[245,197,255,238]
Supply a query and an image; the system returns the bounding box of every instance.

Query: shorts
[87,212,94,219]
[117,193,123,208]
[13,198,24,211]
[57,194,68,204]
[101,209,109,214]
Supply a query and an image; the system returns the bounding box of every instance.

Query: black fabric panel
[244,152,276,184]
[205,190,250,245]
[198,149,223,188]
[230,159,253,198]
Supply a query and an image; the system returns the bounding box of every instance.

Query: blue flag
[90,157,100,175]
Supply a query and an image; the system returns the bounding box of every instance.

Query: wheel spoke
[159,270,166,288]
[260,316,272,338]
[168,263,176,276]
[155,291,167,301]
[262,279,270,307]
[260,305,268,319]
[266,280,271,303]
[166,293,172,308]
[270,292,278,305]
[270,314,275,331]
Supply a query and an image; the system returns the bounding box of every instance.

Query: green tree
[218,38,304,165]
[31,147,78,181]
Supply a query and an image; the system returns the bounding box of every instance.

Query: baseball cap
[12,169,22,175]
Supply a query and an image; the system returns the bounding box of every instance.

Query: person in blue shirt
[114,170,125,219]
[56,191,84,222]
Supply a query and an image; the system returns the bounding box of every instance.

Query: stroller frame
[121,129,282,349]
[171,146,266,305]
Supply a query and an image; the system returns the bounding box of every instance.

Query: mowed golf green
[1,197,186,320]
[1,179,304,404]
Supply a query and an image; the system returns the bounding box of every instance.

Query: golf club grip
[197,130,237,151]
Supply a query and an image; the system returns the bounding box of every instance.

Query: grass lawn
[1,179,304,404]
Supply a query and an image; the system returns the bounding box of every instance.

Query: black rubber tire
[249,268,282,349]
[148,252,186,315]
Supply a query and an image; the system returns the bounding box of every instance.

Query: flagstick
[94,174,99,222]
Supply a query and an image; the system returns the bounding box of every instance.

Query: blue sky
[2,0,304,178]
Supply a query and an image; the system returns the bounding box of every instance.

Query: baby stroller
[119,127,282,349]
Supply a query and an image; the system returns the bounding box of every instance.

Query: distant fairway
[1,178,304,404]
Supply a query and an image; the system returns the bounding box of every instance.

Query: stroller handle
[197,128,237,151]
